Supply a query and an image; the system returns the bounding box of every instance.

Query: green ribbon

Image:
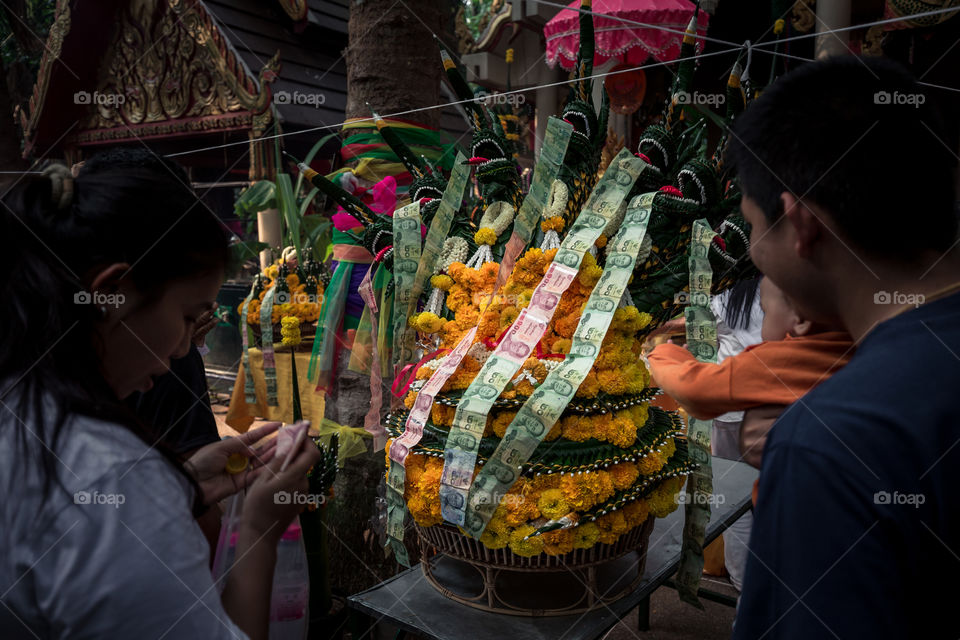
[309,261,353,388]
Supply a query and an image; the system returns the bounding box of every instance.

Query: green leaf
[293,133,340,195]
[233,180,277,217]
[299,187,319,218]
[303,215,332,263]
[276,173,301,259]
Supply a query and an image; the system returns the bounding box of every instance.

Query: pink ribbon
[391,348,448,399]
[358,268,387,451]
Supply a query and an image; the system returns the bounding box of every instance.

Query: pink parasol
[545,0,709,71]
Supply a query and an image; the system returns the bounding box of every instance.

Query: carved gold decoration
[82,0,278,134]
[861,25,885,56]
[277,0,308,22]
[454,0,513,54]
[20,0,71,142]
[791,0,816,33]
[596,127,625,179]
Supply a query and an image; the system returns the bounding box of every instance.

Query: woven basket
[415,516,655,615]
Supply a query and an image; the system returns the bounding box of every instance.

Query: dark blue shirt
[733,291,960,639]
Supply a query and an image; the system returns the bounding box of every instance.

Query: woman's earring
[98,305,108,319]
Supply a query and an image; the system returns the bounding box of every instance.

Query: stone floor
[602,577,738,640]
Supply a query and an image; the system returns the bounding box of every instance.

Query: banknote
[391,202,422,368]
[677,218,719,607]
[462,191,655,537]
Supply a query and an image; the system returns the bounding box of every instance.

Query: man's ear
[781,192,820,259]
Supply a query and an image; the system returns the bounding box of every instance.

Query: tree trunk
[316,0,448,604]
[344,0,445,129]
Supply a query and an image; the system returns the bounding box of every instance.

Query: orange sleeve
[647,343,735,420]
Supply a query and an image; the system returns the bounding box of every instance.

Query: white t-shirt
[710,289,764,423]
[0,401,248,639]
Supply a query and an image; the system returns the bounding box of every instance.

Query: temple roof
[22,0,469,165]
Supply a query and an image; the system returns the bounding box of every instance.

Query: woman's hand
[192,303,220,348]
[185,422,281,505]
[240,433,324,543]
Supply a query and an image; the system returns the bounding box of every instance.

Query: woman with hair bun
[0,150,321,640]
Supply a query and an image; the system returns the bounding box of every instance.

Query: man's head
[727,56,956,324]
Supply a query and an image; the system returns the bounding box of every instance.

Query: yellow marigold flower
[478,309,500,340]
[264,264,279,280]
[552,338,571,354]
[431,403,455,426]
[623,499,650,528]
[537,488,571,520]
[575,370,600,398]
[280,316,302,346]
[508,525,545,557]
[607,414,638,448]
[572,522,601,549]
[445,288,469,311]
[609,462,640,490]
[403,391,417,410]
[647,481,682,518]
[638,450,666,476]
[661,437,677,460]
[577,252,602,288]
[430,274,455,291]
[500,305,519,328]
[595,234,607,248]
[559,415,592,442]
[414,312,444,334]
[480,524,511,549]
[492,411,517,438]
[540,215,565,233]
[455,305,479,327]
[598,368,628,395]
[596,511,628,545]
[285,273,300,289]
[479,261,498,282]
[474,227,498,246]
[544,419,562,442]
[542,528,574,556]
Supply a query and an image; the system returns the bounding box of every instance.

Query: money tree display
[287,1,757,615]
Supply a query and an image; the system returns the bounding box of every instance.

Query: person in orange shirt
[648,277,855,467]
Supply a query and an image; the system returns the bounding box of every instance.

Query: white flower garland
[436,237,469,272]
